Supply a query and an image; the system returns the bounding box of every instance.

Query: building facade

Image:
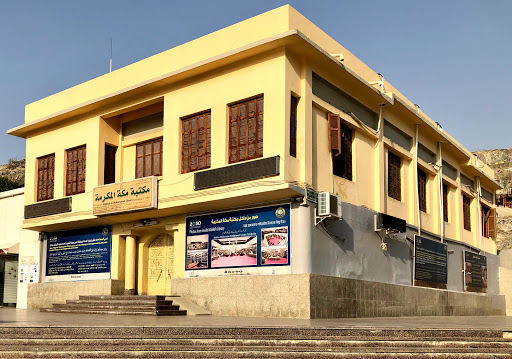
[8,5,504,318]
[0,188,41,309]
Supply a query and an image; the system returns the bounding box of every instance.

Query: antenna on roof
[109,38,113,73]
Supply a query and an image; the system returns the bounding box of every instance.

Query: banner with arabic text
[186,204,290,272]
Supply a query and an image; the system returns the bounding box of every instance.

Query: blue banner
[186,204,290,270]
[46,226,112,277]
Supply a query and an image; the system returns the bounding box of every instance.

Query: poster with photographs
[185,204,290,271]
[261,227,288,265]
[464,251,487,293]
[211,236,258,268]
[186,234,209,269]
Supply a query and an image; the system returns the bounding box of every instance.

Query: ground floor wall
[307,201,501,295]
[171,274,505,319]
[23,197,502,317]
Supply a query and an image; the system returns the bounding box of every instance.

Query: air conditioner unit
[318,192,342,218]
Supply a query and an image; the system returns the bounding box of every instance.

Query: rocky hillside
[475,149,512,250]
[474,149,512,193]
[0,158,25,190]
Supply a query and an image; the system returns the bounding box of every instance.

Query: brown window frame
[181,111,211,174]
[136,137,163,178]
[388,151,401,201]
[443,183,449,222]
[332,119,352,181]
[463,195,471,231]
[418,168,427,212]
[37,153,55,202]
[66,145,86,196]
[482,205,497,238]
[290,95,298,158]
[104,144,117,185]
[228,95,263,164]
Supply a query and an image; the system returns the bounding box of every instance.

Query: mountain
[474,149,512,193]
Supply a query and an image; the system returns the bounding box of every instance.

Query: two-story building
[8,5,504,318]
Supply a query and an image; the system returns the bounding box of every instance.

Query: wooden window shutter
[388,152,401,201]
[328,113,341,156]
[463,195,471,231]
[333,121,352,181]
[443,184,449,222]
[290,96,298,158]
[418,168,427,212]
[136,138,162,178]
[37,154,55,201]
[182,111,211,173]
[228,96,263,164]
[488,207,497,238]
[66,145,86,196]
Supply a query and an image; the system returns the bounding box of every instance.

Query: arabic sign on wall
[464,251,487,293]
[414,235,447,289]
[185,204,290,276]
[93,176,157,215]
[45,226,111,282]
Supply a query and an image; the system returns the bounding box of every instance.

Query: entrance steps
[40,295,187,316]
[1,326,512,357]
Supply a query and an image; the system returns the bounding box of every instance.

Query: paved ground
[1,307,512,330]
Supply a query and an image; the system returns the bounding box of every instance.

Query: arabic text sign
[464,251,487,292]
[46,226,111,279]
[93,177,157,215]
[185,204,290,271]
[414,235,447,287]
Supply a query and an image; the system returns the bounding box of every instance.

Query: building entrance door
[147,233,174,295]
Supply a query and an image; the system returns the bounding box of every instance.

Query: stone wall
[499,248,512,316]
[27,279,124,309]
[172,274,311,318]
[171,274,506,319]
[310,275,505,319]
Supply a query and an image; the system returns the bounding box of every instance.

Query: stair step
[0,327,506,340]
[0,350,510,358]
[78,295,167,301]
[1,338,512,349]
[54,304,180,311]
[66,299,174,306]
[39,308,187,316]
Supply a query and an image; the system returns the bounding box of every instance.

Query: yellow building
[8,5,504,318]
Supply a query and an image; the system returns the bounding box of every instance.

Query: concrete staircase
[40,295,187,316]
[1,326,512,358]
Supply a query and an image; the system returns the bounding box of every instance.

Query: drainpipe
[415,124,421,236]
[438,142,444,243]
[474,155,483,252]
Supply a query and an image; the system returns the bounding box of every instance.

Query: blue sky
[0,0,511,164]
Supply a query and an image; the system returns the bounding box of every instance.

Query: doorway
[147,233,174,295]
